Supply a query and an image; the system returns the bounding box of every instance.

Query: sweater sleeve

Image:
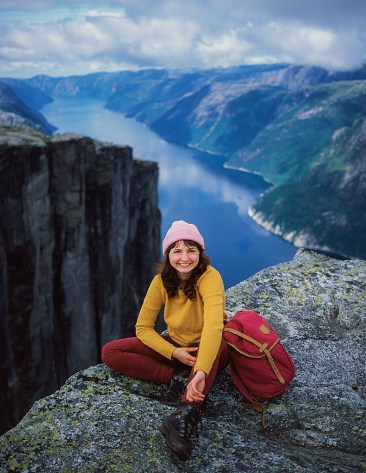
[135,276,177,360]
[194,268,226,376]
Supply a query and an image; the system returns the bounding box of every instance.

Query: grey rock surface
[1,249,365,472]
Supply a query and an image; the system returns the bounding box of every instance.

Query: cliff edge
[1,249,365,472]
[0,125,161,435]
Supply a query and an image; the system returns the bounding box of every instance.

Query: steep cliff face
[0,250,365,472]
[0,125,161,435]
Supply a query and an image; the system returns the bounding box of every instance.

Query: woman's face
[168,240,200,279]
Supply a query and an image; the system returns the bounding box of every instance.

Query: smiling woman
[101,219,229,461]
[168,242,200,279]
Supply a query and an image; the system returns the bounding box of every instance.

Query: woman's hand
[186,370,206,403]
[172,347,197,366]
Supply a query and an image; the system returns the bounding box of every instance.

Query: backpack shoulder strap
[241,399,266,427]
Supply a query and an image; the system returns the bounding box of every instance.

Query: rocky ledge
[0,249,365,473]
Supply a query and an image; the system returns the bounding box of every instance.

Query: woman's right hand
[172,347,197,366]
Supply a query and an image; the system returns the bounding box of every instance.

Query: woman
[102,220,229,461]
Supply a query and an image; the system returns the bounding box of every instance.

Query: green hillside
[250,115,366,259]
[226,81,366,185]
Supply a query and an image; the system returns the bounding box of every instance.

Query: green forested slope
[249,115,366,259]
[225,81,366,184]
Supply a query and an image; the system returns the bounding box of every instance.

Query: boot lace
[176,404,203,440]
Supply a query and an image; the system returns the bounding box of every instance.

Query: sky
[0,0,366,79]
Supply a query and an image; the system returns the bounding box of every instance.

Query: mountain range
[1,63,366,259]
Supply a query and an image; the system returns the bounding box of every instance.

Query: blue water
[41,97,296,288]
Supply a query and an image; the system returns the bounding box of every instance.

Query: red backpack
[223,310,296,426]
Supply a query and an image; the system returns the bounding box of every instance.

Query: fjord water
[41,97,296,288]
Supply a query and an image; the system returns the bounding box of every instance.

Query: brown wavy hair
[157,240,210,299]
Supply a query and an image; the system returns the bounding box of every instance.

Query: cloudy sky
[1,0,366,78]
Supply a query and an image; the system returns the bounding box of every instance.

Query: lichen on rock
[0,249,365,472]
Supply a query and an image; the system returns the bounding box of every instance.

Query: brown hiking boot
[167,369,190,392]
[158,402,203,461]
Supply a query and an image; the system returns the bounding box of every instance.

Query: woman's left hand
[186,370,206,403]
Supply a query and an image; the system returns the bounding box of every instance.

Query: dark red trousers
[101,334,229,405]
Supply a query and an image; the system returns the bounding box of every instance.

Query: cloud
[86,10,125,18]
[215,0,366,28]
[195,28,253,68]
[0,0,365,78]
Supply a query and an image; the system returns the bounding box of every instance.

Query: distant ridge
[2,63,366,259]
[0,80,55,134]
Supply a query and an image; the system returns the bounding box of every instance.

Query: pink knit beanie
[162,220,205,255]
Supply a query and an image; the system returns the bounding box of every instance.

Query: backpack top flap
[224,310,278,357]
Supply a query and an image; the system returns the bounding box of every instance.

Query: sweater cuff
[194,359,212,377]
[162,343,176,361]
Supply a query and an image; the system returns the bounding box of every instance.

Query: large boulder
[0,249,365,472]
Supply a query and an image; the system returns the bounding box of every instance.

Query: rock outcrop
[0,249,365,472]
[0,125,161,435]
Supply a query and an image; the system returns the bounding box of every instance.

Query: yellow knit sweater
[135,266,227,376]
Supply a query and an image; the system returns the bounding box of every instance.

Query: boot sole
[158,423,190,461]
